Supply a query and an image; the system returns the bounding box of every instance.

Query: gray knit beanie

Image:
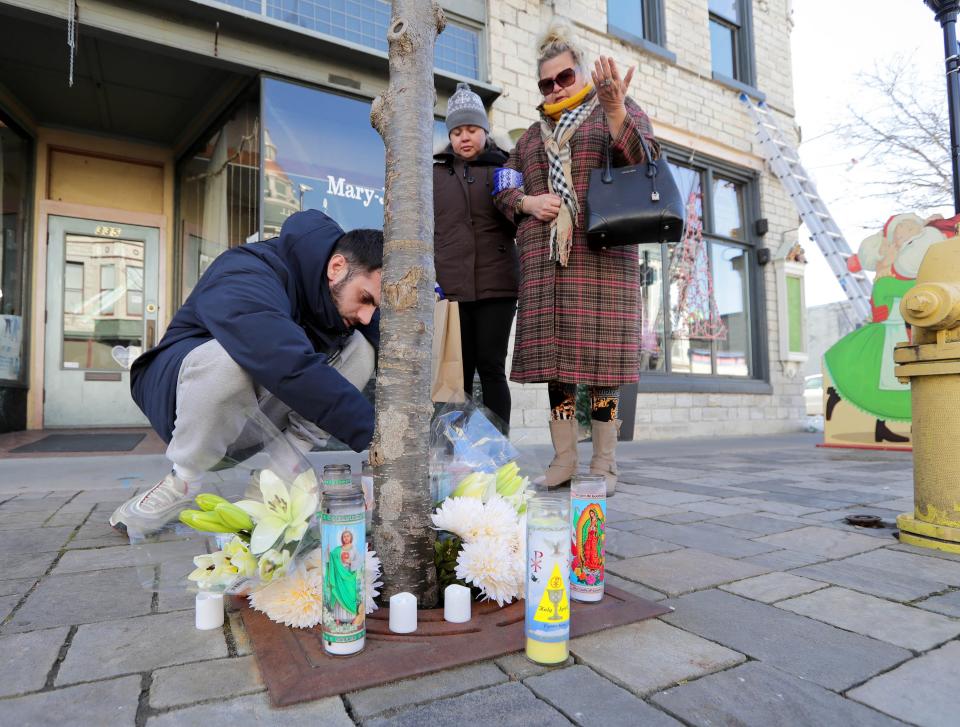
[445,82,489,133]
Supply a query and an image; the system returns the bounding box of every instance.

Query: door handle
[146,319,156,349]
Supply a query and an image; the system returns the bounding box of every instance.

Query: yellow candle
[525,496,571,666]
[526,636,569,664]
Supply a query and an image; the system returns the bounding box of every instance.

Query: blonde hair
[536,21,585,73]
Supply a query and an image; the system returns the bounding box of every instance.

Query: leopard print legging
[548,381,619,422]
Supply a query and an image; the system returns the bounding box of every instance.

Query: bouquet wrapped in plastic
[429,399,539,606]
[127,409,381,628]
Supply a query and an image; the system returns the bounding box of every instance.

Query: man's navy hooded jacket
[130,210,378,452]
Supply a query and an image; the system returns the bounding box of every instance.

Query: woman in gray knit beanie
[433,83,518,433]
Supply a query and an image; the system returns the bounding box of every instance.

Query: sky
[791,0,951,307]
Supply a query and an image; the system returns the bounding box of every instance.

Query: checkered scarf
[540,94,598,266]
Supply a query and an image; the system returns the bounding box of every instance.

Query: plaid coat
[494,97,660,386]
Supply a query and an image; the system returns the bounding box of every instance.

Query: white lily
[188,550,238,590]
[223,536,258,578]
[235,469,318,555]
[258,548,292,583]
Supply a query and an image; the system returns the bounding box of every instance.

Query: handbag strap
[602,119,660,194]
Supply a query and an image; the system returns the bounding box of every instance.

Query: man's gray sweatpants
[166,332,375,480]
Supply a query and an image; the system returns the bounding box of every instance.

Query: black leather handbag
[586,129,685,249]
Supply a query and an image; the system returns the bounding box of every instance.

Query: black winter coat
[433,144,518,301]
[130,210,378,451]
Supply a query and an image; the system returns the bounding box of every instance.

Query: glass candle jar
[319,476,366,656]
[525,494,571,664]
[570,474,606,602]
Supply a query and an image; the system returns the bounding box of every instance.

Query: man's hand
[524,194,563,222]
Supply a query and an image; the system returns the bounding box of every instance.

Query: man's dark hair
[333,229,384,274]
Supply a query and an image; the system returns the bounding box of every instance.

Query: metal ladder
[740,93,872,322]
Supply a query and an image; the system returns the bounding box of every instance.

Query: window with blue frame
[607,0,667,48]
[708,0,755,86]
[638,153,758,380]
[212,0,482,79]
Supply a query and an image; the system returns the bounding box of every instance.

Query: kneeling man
[111,210,381,533]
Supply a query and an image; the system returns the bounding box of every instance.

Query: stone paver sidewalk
[1,433,955,726]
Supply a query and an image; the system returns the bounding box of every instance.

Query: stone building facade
[486,1,807,441]
[0,0,805,440]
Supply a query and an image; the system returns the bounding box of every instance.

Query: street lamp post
[926,0,960,212]
[298,183,313,211]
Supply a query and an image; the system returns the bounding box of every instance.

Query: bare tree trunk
[368,0,445,608]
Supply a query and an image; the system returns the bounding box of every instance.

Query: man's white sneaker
[109,472,193,535]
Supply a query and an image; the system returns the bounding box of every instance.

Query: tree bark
[369,0,445,608]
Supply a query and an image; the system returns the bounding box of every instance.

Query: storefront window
[0,118,29,383]
[636,152,759,382]
[177,95,260,303]
[262,78,388,235]
[638,244,665,372]
[712,242,750,376]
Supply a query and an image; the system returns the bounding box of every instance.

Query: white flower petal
[259,472,291,514]
[289,487,318,523]
[249,515,287,554]
[282,519,308,545]
[234,500,270,520]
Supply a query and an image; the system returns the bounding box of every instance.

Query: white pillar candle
[195,592,224,630]
[388,592,417,633]
[444,584,472,623]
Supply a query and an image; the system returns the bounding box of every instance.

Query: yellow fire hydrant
[894,234,960,554]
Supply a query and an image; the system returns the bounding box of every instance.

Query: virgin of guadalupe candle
[570,474,606,602]
[320,478,366,656]
[525,495,570,664]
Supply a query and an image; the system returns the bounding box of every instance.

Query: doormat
[240,585,670,707]
[11,433,146,453]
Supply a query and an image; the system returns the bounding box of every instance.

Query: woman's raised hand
[592,56,634,116]
[525,193,563,222]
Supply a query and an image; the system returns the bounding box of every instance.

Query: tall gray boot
[589,419,621,496]
[543,419,578,489]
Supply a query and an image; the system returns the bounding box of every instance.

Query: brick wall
[482,0,806,442]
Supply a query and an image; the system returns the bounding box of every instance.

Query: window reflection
[262,79,386,234]
[709,0,739,23]
[656,159,753,378]
[667,160,702,218]
[712,177,743,239]
[669,248,713,375]
[710,20,737,78]
[638,244,664,372]
[0,119,28,382]
[62,235,144,371]
[711,242,750,376]
[608,0,645,40]
[177,96,260,304]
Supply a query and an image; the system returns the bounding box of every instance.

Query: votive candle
[389,592,417,633]
[195,592,224,630]
[443,584,471,623]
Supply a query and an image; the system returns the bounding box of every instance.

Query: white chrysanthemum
[302,546,324,573]
[366,545,383,614]
[510,514,526,560]
[431,496,485,540]
[248,567,323,628]
[431,495,519,544]
[455,535,524,607]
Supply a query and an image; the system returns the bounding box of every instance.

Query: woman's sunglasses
[538,67,577,95]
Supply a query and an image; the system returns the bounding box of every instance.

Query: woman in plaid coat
[493,23,660,495]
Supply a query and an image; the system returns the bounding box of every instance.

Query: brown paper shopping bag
[431,298,466,402]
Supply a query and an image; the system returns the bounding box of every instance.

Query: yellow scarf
[542,84,595,121]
